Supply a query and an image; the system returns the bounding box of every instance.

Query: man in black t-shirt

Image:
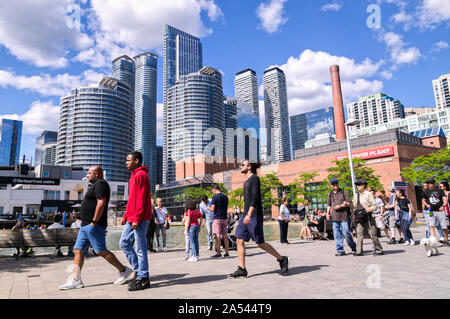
[422,179,449,246]
[229,160,289,278]
[208,185,230,258]
[59,166,133,290]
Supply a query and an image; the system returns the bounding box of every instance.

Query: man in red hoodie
[120,151,153,291]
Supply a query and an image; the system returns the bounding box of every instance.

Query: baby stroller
[221,213,240,251]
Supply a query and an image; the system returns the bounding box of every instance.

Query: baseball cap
[330,178,339,185]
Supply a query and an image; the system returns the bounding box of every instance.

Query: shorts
[389,216,398,229]
[428,211,449,228]
[213,219,228,236]
[374,215,383,229]
[235,214,265,244]
[74,225,107,253]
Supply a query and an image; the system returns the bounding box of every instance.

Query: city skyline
[0,0,449,161]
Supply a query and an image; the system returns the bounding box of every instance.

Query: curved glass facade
[165,67,224,183]
[56,77,134,182]
[0,119,22,166]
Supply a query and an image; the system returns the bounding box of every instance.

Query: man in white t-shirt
[68,212,82,257]
[48,214,65,257]
[154,198,169,252]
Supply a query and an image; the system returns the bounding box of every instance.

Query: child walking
[184,199,203,262]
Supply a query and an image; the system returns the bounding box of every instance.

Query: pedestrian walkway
[0,225,449,299]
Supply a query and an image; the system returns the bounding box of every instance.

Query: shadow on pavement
[0,254,92,273]
[152,274,228,288]
[248,265,329,278]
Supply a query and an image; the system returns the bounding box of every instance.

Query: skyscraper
[163,25,203,183]
[290,107,335,151]
[56,77,134,182]
[165,67,224,183]
[433,73,450,110]
[0,119,22,166]
[347,93,405,131]
[134,52,158,191]
[112,55,135,104]
[35,131,58,166]
[263,67,291,163]
[224,97,260,161]
[235,69,259,115]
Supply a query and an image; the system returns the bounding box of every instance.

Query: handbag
[164,219,171,230]
[353,193,369,224]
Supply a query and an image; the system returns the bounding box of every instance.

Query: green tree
[260,173,284,216]
[327,157,383,197]
[229,188,244,213]
[175,183,228,205]
[401,148,450,185]
[287,172,327,206]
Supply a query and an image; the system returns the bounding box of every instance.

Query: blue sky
[0,0,449,162]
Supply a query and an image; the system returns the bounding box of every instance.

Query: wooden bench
[0,229,79,249]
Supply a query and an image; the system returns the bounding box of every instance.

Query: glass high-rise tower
[163,25,203,184]
[263,67,291,163]
[134,52,158,192]
[165,67,224,183]
[0,119,22,166]
[56,77,134,182]
[235,69,259,116]
[35,130,58,166]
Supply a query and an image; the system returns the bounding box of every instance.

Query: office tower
[347,93,405,131]
[163,24,203,183]
[290,107,335,151]
[235,69,259,115]
[263,67,291,163]
[433,73,450,110]
[134,52,158,192]
[224,97,260,161]
[165,67,224,182]
[56,77,134,182]
[112,56,135,103]
[35,131,58,166]
[0,119,22,166]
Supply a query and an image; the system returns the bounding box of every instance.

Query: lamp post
[344,118,361,196]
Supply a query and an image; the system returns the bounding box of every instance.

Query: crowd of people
[58,153,288,292]
[277,178,449,257]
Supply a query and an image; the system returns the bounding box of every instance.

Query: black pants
[400,219,413,242]
[279,220,289,243]
[147,219,156,250]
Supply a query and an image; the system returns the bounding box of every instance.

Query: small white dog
[420,236,439,257]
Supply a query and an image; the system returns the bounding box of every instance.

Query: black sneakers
[398,238,405,244]
[387,238,397,245]
[128,277,151,291]
[278,256,289,276]
[228,267,248,278]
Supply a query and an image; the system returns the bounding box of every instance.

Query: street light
[344,118,361,196]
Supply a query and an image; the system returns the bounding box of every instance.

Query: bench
[0,229,79,249]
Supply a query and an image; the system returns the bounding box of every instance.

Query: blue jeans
[184,233,191,258]
[205,219,214,247]
[333,220,356,253]
[188,225,200,258]
[120,221,150,279]
[425,211,444,238]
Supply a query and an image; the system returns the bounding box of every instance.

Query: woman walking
[184,199,203,262]
[395,189,415,246]
[278,198,291,244]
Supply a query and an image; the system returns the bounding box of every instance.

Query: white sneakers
[163,247,169,252]
[59,278,84,290]
[410,239,415,246]
[188,256,199,262]
[114,266,133,285]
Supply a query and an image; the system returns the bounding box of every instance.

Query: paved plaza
[0,225,449,299]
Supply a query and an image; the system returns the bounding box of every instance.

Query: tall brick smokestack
[330,65,347,141]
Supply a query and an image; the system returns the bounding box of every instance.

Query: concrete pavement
[0,225,449,299]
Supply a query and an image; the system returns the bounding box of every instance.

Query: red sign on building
[335,146,395,161]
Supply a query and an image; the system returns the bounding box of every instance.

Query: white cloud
[417,0,450,29]
[431,41,449,52]
[0,69,104,97]
[0,101,60,135]
[257,0,288,34]
[321,3,343,12]
[265,49,384,117]
[0,0,93,68]
[381,32,421,66]
[75,0,223,68]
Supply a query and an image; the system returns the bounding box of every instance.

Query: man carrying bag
[352,180,383,256]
